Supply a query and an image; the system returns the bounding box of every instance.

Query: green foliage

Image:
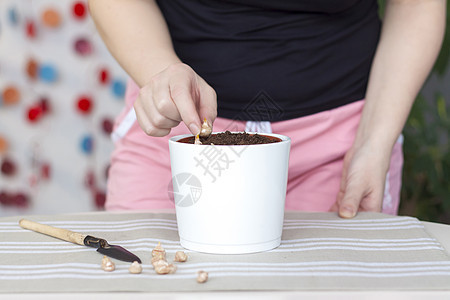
[378,0,386,17]
[399,94,450,224]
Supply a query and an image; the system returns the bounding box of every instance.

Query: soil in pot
[177,131,281,145]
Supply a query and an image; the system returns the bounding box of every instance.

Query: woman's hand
[90,1,217,137]
[331,0,445,218]
[331,142,392,218]
[134,63,217,137]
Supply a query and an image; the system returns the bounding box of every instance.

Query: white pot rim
[169,131,291,146]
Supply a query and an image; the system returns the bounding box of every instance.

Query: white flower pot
[169,132,291,254]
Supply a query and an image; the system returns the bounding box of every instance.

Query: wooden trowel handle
[19,219,87,246]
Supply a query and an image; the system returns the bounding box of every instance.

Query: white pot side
[169,132,291,254]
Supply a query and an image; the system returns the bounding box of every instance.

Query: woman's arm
[335,0,446,218]
[88,0,179,86]
[88,0,217,136]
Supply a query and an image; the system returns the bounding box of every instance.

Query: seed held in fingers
[194,134,202,145]
[199,118,212,138]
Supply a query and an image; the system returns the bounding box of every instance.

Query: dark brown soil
[177,131,281,145]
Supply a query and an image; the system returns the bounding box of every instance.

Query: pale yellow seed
[152,242,166,257]
[152,253,167,268]
[128,261,142,274]
[155,263,177,275]
[194,134,202,145]
[151,254,164,265]
[197,270,208,283]
[174,251,187,262]
[199,118,212,138]
[153,258,169,269]
[101,256,115,272]
[155,265,170,275]
[150,242,178,275]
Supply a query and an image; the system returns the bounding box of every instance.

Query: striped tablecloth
[1,211,450,292]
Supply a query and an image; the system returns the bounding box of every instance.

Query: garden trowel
[19,219,141,263]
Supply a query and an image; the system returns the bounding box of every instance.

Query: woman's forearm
[88,0,181,87]
[355,0,446,153]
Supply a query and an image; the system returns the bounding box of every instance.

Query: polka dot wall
[0,0,127,216]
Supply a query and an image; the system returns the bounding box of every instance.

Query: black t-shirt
[156,0,381,121]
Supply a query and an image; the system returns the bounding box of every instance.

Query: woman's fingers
[134,95,173,137]
[335,150,352,210]
[197,77,218,126]
[334,146,388,218]
[150,75,182,122]
[338,171,367,218]
[135,62,217,137]
[169,78,202,135]
[168,64,216,135]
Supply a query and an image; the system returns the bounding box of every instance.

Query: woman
[89,0,446,217]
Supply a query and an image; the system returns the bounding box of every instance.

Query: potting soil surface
[179,131,280,145]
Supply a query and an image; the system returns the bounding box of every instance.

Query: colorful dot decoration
[80,134,94,154]
[98,68,110,85]
[2,85,20,105]
[8,7,19,26]
[72,2,87,20]
[111,79,126,99]
[76,96,93,114]
[94,190,106,208]
[25,58,66,85]
[40,163,51,180]
[74,37,93,56]
[41,8,62,28]
[84,170,96,189]
[1,1,126,212]
[0,191,30,208]
[39,64,58,83]
[1,157,17,176]
[101,117,114,135]
[0,192,8,205]
[84,169,107,209]
[26,105,43,123]
[38,97,51,114]
[25,97,52,123]
[0,136,8,154]
[25,20,37,39]
[26,58,39,80]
